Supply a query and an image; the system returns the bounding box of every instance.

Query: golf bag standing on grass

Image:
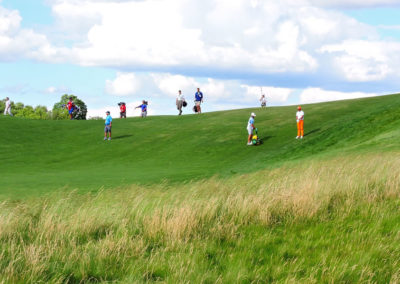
[252,128,262,145]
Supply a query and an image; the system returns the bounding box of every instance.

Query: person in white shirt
[176,90,185,115]
[260,94,267,108]
[4,97,12,116]
[247,112,256,145]
[296,106,304,139]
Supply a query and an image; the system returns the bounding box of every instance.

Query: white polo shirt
[296,110,304,121]
[5,100,10,109]
[177,94,185,101]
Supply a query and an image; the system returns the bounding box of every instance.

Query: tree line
[1,94,87,120]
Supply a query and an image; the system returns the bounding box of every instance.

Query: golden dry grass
[0,153,399,282]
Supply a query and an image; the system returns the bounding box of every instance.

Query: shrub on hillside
[53,94,87,120]
[8,102,25,116]
[15,105,35,118]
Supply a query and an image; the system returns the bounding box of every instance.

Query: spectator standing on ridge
[135,100,148,118]
[194,88,203,114]
[247,112,256,146]
[296,106,304,139]
[119,102,126,119]
[67,97,76,120]
[176,90,185,115]
[104,111,112,141]
[4,97,12,116]
[260,94,267,108]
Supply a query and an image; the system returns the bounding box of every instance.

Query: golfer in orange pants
[296,106,304,139]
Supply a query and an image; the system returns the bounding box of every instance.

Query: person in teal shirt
[104,111,112,141]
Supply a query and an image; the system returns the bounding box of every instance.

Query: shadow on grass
[260,136,273,142]
[113,134,133,140]
[304,128,320,137]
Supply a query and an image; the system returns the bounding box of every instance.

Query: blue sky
[1,0,400,117]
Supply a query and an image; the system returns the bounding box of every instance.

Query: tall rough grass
[1,154,400,282]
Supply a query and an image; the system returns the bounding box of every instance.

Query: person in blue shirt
[194,88,203,114]
[247,112,256,145]
[135,100,148,118]
[104,111,112,141]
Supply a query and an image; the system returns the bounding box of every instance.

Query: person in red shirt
[119,102,126,119]
[67,97,75,120]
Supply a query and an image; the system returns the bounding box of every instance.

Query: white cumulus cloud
[241,85,293,103]
[105,72,141,96]
[308,0,400,8]
[320,40,400,81]
[300,88,377,104]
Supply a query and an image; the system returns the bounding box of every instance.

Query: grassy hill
[1,94,400,198]
[0,94,400,282]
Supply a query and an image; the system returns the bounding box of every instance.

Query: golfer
[296,106,304,139]
[67,97,75,120]
[260,94,267,108]
[176,90,185,115]
[104,111,112,141]
[194,88,203,114]
[135,100,148,118]
[119,103,126,119]
[4,97,12,116]
[247,112,256,146]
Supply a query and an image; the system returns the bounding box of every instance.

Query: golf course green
[0,94,400,282]
[1,93,400,198]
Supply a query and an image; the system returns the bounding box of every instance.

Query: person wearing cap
[176,90,185,115]
[67,97,75,120]
[260,94,267,108]
[247,112,256,145]
[194,88,203,114]
[119,103,126,119]
[3,97,12,116]
[296,106,304,139]
[135,100,148,118]
[104,111,112,141]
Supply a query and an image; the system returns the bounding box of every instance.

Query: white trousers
[4,107,12,116]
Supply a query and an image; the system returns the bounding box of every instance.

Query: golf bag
[193,105,198,113]
[252,128,262,145]
[183,101,187,107]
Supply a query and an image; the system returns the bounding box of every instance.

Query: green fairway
[1,94,400,282]
[1,94,400,198]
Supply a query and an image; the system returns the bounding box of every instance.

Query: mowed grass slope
[1,94,400,282]
[1,93,400,197]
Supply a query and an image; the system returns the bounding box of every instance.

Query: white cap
[251,112,256,117]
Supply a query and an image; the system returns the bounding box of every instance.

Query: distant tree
[34,105,48,120]
[0,100,52,119]
[12,102,25,117]
[16,105,37,119]
[53,94,87,120]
